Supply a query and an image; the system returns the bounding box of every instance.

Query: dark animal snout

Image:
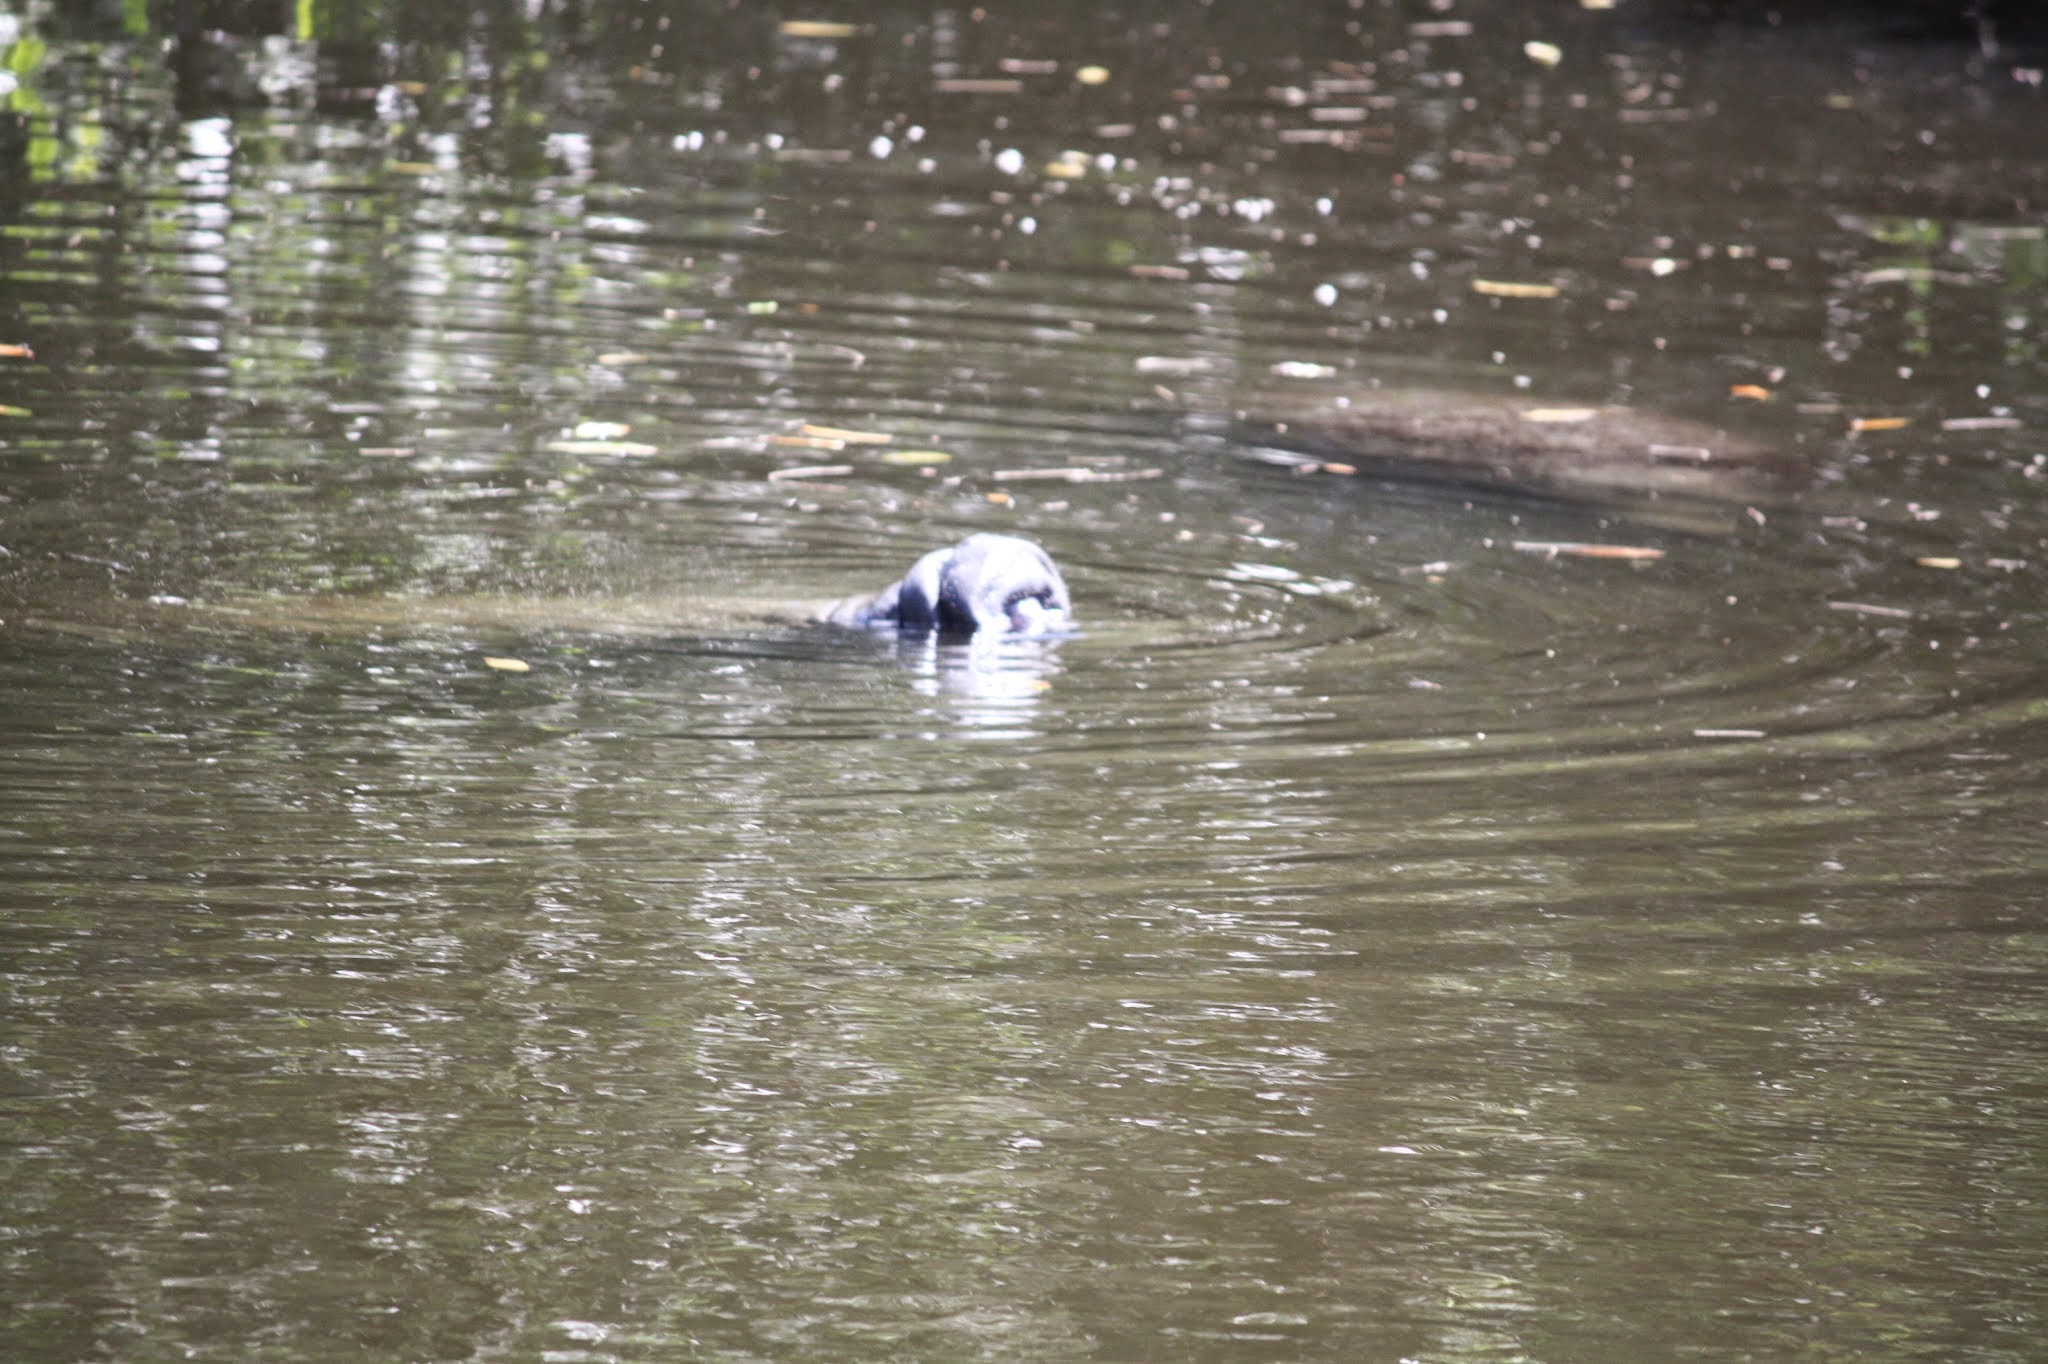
[827,533,1072,637]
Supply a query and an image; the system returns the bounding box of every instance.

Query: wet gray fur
[824,533,1071,637]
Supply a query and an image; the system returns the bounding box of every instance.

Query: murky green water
[5,2,2048,1359]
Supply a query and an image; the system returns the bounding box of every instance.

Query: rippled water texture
[4,2,2048,1359]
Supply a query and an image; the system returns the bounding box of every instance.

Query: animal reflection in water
[822,534,1072,638]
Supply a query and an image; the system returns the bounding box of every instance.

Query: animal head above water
[827,533,1072,637]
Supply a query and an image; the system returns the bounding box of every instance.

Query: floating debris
[1827,600,1915,619]
[1729,384,1772,401]
[768,463,855,481]
[1695,728,1766,739]
[1472,279,1561,299]
[0,343,32,359]
[778,20,859,38]
[1519,407,1603,423]
[482,656,531,673]
[573,420,633,440]
[1524,41,1564,68]
[1511,540,1666,561]
[1849,415,1913,433]
[774,147,853,163]
[545,439,660,456]
[1858,266,1975,287]
[1941,416,2022,431]
[1043,150,1091,180]
[991,466,1164,484]
[1915,557,1962,570]
[1075,65,1111,86]
[878,449,953,466]
[799,423,893,445]
[1135,355,1216,375]
[769,433,847,452]
[936,78,1025,94]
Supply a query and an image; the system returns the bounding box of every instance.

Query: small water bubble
[1312,282,1338,307]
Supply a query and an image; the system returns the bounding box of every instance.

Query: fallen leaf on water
[1473,279,1561,299]
[799,423,893,444]
[0,404,31,417]
[483,656,531,673]
[1729,383,1772,401]
[0,343,32,358]
[768,463,855,481]
[986,491,1015,506]
[1850,415,1913,433]
[879,449,953,466]
[1512,540,1666,561]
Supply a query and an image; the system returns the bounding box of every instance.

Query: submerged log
[1222,383,1805,532]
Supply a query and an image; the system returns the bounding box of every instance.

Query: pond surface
[4,2,2048,1358]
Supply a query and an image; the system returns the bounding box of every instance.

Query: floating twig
[990,466,1164,484]
[1511,540,1665,561]
[1827,600,1915,619]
